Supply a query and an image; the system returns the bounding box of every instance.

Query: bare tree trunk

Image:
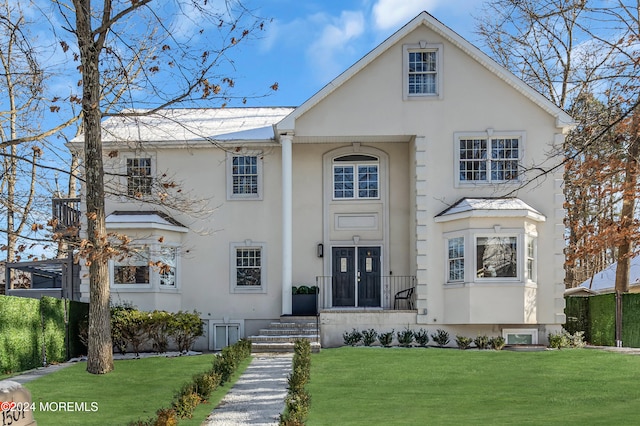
[74,0,113,374]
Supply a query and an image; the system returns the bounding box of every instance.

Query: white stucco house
[70,12,573,349]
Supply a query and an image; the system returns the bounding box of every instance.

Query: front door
[331,246,381,307]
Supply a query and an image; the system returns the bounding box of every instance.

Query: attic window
[403,42,443,100]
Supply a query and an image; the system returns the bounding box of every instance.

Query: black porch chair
[394,286,415,310]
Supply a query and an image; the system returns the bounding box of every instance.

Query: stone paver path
[203,353,293,426]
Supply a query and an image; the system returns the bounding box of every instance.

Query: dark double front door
[332,246,381,307]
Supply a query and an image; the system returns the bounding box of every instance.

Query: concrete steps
[250,316,321,353]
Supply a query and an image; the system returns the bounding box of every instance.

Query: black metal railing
[52,197,81,236]
[315,275,416,310]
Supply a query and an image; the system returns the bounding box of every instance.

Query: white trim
[229,241,267,294]
[502,328,539,345]
[322,146,390,286]
[105,221,189,233]
[445,234,465,283]
[208,319,245,351]
[474,233,521,282]
[402,42,443,100]
[110,243,182,292]
[526,235,538,283]
[435,209,546,223]
[453,131,526,187]
[120,152,156,200]
[226,150,263,201]
[332,157,381,200]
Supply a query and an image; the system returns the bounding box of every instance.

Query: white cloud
[308,11,366,81]
[372,0,441,30]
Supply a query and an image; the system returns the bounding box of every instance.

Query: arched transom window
[333,154,379,199]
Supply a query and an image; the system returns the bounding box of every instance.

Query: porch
[5,258,81,301]
[315,275,416,311]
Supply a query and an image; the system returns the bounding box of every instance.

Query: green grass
[307,347,640,425]
[23,354,249,426]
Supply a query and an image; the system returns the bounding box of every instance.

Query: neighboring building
[576,255,640,294]
[69,12,573,349]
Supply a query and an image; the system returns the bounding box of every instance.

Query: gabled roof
[277,11,573,133]
[72,107,294,146]
[106,211,188,233]
[434,197,546,222]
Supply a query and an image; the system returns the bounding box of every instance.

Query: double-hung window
[333,155,379,199]
[403,42,442,99]
[526,237,536,282]
[127,157,152,197]
[230,241,267,293]
[408,51,437,95]
[236,248,261,286]
[457,133,522,183]
[158,246,177,287]
[447,237,465,282]
[227,153,262,200]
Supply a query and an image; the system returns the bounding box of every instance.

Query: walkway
[203,353,293,426]
[4,352,293,425]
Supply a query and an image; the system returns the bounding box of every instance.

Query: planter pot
[292,293,317,316]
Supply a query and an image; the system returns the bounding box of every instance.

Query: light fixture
[317,243,324,258]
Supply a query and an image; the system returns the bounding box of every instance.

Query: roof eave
[434,209,547,223]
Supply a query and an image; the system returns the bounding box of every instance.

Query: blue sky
[227,0,485,107]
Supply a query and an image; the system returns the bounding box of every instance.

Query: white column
[281,134,293,315]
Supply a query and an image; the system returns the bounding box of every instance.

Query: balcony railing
[315,275,416,310]
[51,197,81,238]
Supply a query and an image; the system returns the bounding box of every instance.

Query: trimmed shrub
[361,329,378,346]
[548,330,586,349]
[378,330,394,348]
[167,310,204,353]
[623,293,640,347]
[280,340,311,426]
[489,336,506,350]
[212,339,252,385]
[192,371,221,400]
[455,335,472,350]
[431,329,450,347]
[111,306,149,356]
[474,334,490,349]
[146,310,171,353]
[342,328,363,346]
[414,329,429,347]
[0,295,42,373]
[40,296,66,364]
[589,293,615,346]
[397,328,414,347]
[172,387,200,419]
[68,300,89,357]
[564,296,590,342]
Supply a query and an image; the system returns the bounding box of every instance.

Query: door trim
[330,245,382,308]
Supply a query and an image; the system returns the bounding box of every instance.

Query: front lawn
[23,354,250,425]
[307,347,640,425]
